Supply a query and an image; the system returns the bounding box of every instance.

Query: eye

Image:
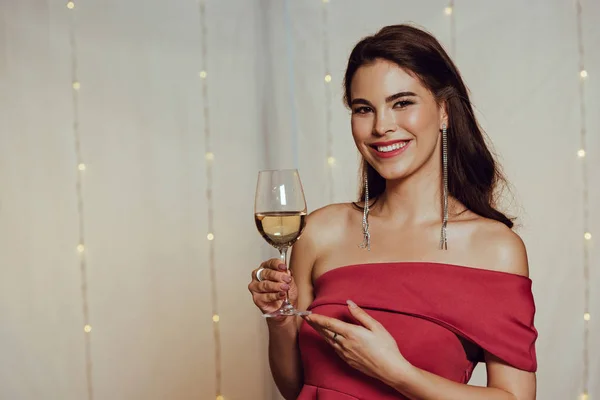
[353,106,373,114]
[393,100,413,109]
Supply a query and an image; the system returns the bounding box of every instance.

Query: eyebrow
[350,91,418,106]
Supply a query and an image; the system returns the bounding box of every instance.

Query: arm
[386,355,536,400]
[265,212,318,400]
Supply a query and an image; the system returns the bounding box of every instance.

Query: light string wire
[197,1,222,399]
[66,1,94,399]
[575,1,591,399]
[322,0,334,203]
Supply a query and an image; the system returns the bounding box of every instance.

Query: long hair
[344,24,513,228]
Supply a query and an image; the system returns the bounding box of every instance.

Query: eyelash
[352,100,414,114]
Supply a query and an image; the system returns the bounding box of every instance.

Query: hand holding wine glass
[249,169,310,318]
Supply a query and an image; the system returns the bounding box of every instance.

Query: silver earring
[440,123,449,250]
[359,171,371,251]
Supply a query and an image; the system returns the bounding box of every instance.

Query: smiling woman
[248,24,538,400]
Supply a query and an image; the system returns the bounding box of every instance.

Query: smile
[369,140,412,159]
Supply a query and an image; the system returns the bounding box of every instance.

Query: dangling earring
[440,123,449,250]
[359,171,371,251]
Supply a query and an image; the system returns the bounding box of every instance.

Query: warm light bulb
[584,232,592,240]
[584,313,591,321]
[199,71,207,79]
[327,157,336,166]
[322,0,329,3]
[77,244,85,253]
[207,233,215,241]
[213,315,220,322]
[84,325,92,333]
[578,149,586,158]
[78,163,86,171]
[216,396,224,400]
[205,152,214,161]
[580,70,588,78]
[324,74,332,83]
[67,1,75,9]
[580,393,588,400]
[72,81,81,90]
[444,6,453,15]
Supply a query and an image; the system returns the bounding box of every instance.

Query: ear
[439,101,448,129]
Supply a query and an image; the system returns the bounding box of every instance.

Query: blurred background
[0,0,598,399]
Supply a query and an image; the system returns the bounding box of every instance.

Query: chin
[371,164,413,181]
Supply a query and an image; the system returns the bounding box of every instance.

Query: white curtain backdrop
[1,1,598,399]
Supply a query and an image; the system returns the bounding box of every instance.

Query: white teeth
[377,142,407,152]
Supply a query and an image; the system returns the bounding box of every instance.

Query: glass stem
[279,247,291,306]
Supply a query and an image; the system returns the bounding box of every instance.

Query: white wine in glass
[254,169,310,318]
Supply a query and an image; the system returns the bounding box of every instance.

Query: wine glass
[254,169,311,318]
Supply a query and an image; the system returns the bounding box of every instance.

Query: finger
[305,314,352,337]
[346,300,381,331]
[264,258,288,272]
[305,320,346,347]
[256,291,286,303]
[255,268,292,283]
[250,280,290,294]
[324,331,346,354]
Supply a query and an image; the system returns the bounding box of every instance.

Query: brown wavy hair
[344,24,513,228]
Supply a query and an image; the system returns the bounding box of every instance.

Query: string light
[198,1,222,399]
[67,2,93,399]
[322,0,334,204]
[575,2,590,399]
[444,6,453,15]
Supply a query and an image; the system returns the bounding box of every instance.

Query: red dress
[297,262,538,399]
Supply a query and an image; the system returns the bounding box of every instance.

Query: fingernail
[278,264,287,271]
[283,276,292,283]
[347,300,357,308]
[279,292,286,297]
[281,284,290,290]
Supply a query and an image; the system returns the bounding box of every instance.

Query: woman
[248,24,537,400]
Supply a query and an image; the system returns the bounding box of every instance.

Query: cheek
[351,116,373,140]
[400,107,439,142]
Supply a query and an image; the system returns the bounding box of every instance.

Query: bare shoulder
[289,202,353,310]
[467,217,529,277]
[300,202,353,249]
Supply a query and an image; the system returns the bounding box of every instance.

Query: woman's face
[350,59,446,181]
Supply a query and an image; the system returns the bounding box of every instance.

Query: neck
[373,157,446,225]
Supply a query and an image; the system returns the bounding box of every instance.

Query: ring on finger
[332,332,338,342]
[256,267,266,282]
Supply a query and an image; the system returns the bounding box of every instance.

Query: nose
[373,108,397,136]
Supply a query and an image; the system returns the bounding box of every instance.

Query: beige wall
[0,0,598,399]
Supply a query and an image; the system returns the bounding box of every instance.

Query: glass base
[263,303,312,318]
